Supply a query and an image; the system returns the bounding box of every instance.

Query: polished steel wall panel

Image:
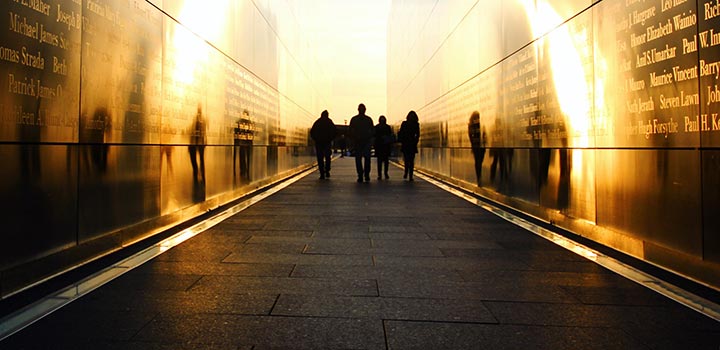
[702,150,720,263]
[81,0,163,145]
[0,144,78,270]
[596,149,701,256]
[537,9,595,149]
[78,145,161,243]
[699,0,720,147]
[0,0,81,143]
[594,0,700,148]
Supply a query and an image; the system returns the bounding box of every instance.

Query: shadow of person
[468,111,486,185]
[79,106,112,176]
[188,104,206,202]
[233,109,254,185]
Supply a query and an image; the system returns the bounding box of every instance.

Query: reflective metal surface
[0,0,317,297]
[388,0,720,288]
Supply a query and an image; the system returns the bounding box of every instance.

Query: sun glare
[171,0,230,84]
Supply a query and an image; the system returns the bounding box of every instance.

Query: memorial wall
[388,0,720,289]
[0,0,320,298]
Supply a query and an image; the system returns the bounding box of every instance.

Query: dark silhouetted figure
[189,105,206,202]
[349,103,374,182]
[310,110,337,179]
[234,109,254,185]
[468,111,486,185]
[398,111,420,181]
[374,115,394,180]
[337,134,347,157]
[80,107,112,175]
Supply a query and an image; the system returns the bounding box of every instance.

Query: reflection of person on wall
[557,126,571,210]
[189,104,206,202]
[398,111,420,181]
[468,111,486,185]
[19,98,43,185]
[79,106,112,175]
[489,118,511,184]
[234,109,254,184]
[310,110,337,179]
[374,115,394,180]
[349,103,375,183]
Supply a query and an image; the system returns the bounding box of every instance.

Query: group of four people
[310,103,420,182]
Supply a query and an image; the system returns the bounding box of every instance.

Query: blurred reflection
[80,107,112,174]
[233,109,254,184]
[189,105,206,202]
[19,98,42,184]
[489,118,512,187]
[468,111,486,185]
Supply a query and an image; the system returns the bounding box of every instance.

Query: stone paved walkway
[2,157,719,349]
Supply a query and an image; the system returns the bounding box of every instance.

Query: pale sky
[298,0,391,125]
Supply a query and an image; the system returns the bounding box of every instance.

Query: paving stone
[272,294,497,323]
[222,252,373,266]
[457,269,635,288]
[384,321,651,350]
[290,264,464,281]
[134,261,294,277]
[189,275,379,297]
[374,255,529,270]
[133,314,386,350]
[235,242,308,254]
[305,242,443,256]
[241,229,314,238]
[78,289,278,315]
[101,272,202,292]
[378,277,576,303]
[560,285,674,306]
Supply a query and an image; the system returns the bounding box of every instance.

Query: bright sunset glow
[521,0,592,146]
[171,0,230,84]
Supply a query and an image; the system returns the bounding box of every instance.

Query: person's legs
[316,145,325,178]
[403,152,409,179]
[355,148,363,182]
[383,157,389,178]
[363,146,371,181]
[322,144,332,177]
[376,157,382,179]
[407,154,415,181]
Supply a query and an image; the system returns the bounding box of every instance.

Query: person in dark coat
[373,115,394,180]
[349,103,374,182]
[468,111,486,185]
[310,110,337,179]
[398,110,420,181]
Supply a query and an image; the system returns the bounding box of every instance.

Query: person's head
[470,111,479,124]
[406,110,418,123]
[358,103,366,115]
[378,115,386,124]
[321,110,329,118]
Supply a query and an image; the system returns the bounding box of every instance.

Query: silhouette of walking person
[189,104,206,202]
[349,103,374,183]
[468,111,486,185]
[374,115,394,180]
[398,111,420,181]
[310,110,337,179]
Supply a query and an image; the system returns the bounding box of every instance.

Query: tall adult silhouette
[310,110,337,179]
[374,115,394,180]
[398,111,420,181]
[348,103,374,183]
[468,111,486,185]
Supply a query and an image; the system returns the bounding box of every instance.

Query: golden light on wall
[171,0,230,85]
